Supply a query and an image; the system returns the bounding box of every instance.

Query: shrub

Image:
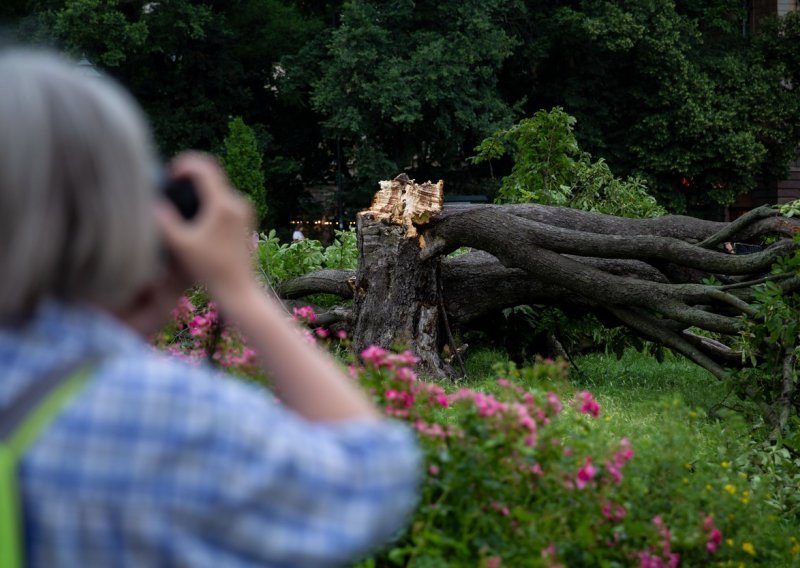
[156,306,799,566]
[351,352,796,566]
[254,228,357,285]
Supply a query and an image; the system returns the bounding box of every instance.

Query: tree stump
[351,174,452,378]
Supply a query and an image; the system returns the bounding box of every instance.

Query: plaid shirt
[0,302,420,567]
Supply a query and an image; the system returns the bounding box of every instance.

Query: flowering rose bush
[355,349,796,567]
[152,294,261,379]
[157,302,798,566]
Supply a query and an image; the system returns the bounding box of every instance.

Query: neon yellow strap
[0,366,92,568]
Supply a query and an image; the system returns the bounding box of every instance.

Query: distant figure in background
[292,226,305,241]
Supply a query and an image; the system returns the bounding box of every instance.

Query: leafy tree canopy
[6,1,800,217]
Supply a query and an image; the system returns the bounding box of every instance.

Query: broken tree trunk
[351,174,452,378]
[280,176,800,390]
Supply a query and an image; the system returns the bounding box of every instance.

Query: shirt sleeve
[142,362,422,567]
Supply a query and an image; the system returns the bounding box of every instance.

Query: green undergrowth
[459,348,800,535]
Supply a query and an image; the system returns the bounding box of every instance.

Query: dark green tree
[223,116,268,225]
[293,0,522,205]
[500,0,800,212]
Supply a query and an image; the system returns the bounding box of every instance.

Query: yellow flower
[723,484,736,495]
[688,411,698,418]
[742,542,756,556]
[705,484,713,492]
[740,490,750,505]
[791,540,800,556]
[726,539,734,546]
[682,477,689,485]
[721,461,730,469]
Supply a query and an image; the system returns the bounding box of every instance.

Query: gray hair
[0,49,160,320]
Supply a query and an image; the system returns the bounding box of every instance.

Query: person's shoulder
[93,347,270,414]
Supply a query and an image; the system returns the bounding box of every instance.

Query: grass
[461,347,757,482]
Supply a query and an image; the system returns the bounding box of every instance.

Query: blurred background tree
[222,116,267,226]
[5,0,800,221]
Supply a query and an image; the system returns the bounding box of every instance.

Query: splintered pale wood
[365,173,443,237]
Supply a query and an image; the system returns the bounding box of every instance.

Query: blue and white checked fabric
[0,301,421,567]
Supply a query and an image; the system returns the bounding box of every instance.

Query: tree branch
[277,269,355,299]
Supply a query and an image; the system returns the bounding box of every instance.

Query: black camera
[162,174,200,220]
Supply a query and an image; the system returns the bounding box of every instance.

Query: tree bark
[278,176,800,387]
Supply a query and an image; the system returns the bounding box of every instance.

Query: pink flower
[335,329,348,339]
[576,391,601,417]
[292,306,317,323]
[703,515,722,554]
[547,392,562,415]
[395,366,418,382]
[360,345,388,366]
[541,544,556,559]
[576,457,596,490]
[314,327,330,338]
[390,350,419,366]
[486,556,502,568]
[706,528,722,554]
[428,465,439,476]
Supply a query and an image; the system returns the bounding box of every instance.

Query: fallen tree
[278,175,800,425]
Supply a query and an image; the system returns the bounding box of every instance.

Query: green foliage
[352,350,798,566]
[473,108,666,218]
[779,199,800,219]
[733,237,800,431]
[50,0,150,67]
[497,1,800,211]
[298,0,520,202]
[222,117,267,224]
[321,227,358,270]
[254,228,357,284]
[473,108,580,206]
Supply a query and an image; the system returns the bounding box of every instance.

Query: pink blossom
[335,329,348,339]
[390,350,419,366]
[292,306,317,323]
[428,465,439,476]
[576,391,601,417]
[360,345,388,366]
[314,327,330,338]
[486,556,502,568]
[435,394,449,408]
[703,515,722,554]
[497,378,510,387]
[576,457,596,490]
[395,366,418,382]
[546,392,562,415]
[541,544,557,559]
[706,528,722,554]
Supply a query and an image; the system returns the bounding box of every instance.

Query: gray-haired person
[0,49,420,567]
